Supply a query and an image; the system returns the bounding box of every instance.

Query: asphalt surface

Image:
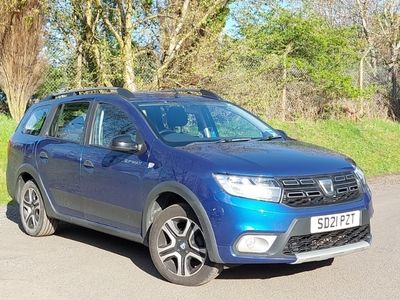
[1,176,399,300]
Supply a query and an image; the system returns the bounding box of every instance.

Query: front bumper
[292,240,370,264]
[207,188,373,264]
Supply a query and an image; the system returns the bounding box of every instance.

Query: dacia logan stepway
[6,87,373,286]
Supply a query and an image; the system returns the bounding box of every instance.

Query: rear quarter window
[22,106,50,136]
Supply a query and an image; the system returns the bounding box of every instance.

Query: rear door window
[49,102,90,143]
[23,106,50,135]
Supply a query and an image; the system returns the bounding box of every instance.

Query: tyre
[19,180,58,236]
[149,204,223,286]
[323,257,335,265]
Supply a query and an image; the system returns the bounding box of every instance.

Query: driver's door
[80,102,148,234]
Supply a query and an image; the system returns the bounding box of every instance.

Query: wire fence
[34,50,391,121]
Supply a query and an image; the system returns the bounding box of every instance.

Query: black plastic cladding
[283,225,371,255]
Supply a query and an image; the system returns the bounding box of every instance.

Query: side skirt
[56,214,144,244]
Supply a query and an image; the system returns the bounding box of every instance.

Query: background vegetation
[1,0,399,121]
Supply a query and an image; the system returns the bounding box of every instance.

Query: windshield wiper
[256,135,283,141]
[216,138,251,143]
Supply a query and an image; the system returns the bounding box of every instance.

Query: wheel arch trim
[142,181,223,263]
[14,163,58,218]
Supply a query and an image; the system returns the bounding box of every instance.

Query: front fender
[142,181,223,263]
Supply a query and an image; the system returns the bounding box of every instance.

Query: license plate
[310,210,361,233]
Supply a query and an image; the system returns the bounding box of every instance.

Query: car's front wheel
[149,204,223,286]
[19,180,58,236]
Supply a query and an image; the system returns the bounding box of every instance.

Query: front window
[136,101,278,146]
[90,103,137,148]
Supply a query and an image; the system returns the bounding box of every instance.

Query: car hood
[181,140,354,177]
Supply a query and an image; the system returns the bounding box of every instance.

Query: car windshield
[136,100,280,146]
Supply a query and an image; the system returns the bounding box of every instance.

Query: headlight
[354,166,367,186]
[213,174,282,202]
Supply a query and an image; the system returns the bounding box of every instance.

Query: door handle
[39,151,48,159]
[83,159,94,168]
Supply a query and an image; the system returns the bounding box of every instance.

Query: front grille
[278,172,361,207]
[283,225,371,255]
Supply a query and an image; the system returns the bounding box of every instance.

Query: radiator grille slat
[279,172,361,207]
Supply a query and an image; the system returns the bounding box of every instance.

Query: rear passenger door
[36,101,90,218]
[80,102,148,233]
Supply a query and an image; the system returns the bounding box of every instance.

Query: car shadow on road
[56,223,334,281]
[219,259,333,280]
[6,201,21,223]
[55,223,164,280]
[5,203,333,282]
[5,202,162,279]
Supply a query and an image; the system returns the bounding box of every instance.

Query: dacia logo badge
[318,179,335,196]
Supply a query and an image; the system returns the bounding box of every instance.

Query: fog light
[236,235,277,254]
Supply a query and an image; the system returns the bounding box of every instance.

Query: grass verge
[269,118,400,177]
[0,114,16,206]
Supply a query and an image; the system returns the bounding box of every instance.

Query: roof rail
[161,89,222,100]
[43,87,134,101]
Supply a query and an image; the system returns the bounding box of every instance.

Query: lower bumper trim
[292,241,370,264]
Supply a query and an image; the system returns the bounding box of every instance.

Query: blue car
[6,87,373,286]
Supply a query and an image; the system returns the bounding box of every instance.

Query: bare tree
[73,0,112,87]
[379,1,400,117]
[355,0,400,118]
[0,0,46,121]
[154,0,229,88]
[91,0,229,90]
[95,0,136,91]
[310,0,400,118]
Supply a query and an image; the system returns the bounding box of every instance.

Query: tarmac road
[1,175,399,300]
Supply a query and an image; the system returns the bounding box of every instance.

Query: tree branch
[94,0,124,47]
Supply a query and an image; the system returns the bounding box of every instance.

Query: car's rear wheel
[149,204,223,286]
[19,180,58,236]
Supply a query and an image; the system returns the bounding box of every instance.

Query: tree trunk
[389,43,399,119]
[390,63,399,118]
[122,44,136,91]
[282,65,287,121]
[81,0,111,87]
[281,45,291,121]
[96,0,136,90]
[153,0,228,88]
[92,45,112,86]
[358,48,370,117]
[3,87,29,122]
[359,53,366,90]
[121,1,136,91]
[75,44,83,88]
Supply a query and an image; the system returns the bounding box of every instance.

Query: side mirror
[275,129,290,139]
[110,134,142,153]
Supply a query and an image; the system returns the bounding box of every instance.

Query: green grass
[0,114,399,205]
[269,118,400,176]
[0,114,16,205]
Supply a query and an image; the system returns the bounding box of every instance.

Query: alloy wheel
[22,187,41,230]
[157,217,207,277]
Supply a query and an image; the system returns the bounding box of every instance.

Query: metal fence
[34,50,390,121]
